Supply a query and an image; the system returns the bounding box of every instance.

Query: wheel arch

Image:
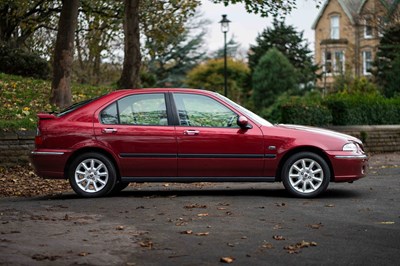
[275,146,334,182]
[64,147,121,180]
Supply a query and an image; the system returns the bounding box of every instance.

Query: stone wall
[0,126,399,166]
[0,130,35,167]
[327,125,400,153]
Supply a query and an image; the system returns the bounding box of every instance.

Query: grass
[0,73,113,131]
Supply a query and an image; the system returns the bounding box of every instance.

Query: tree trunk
[117,0,141,89]
[50,0,80,108]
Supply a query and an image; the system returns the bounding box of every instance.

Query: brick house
[312,0,399,89]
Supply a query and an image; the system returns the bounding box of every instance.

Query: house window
[323,50,345,75]
[364,17,373,38]
[331,16,340,39]
[323,51,332,74]
[363,51,373,75]
[334,51,345,73]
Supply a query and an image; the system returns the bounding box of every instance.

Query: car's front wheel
[69,153,117,197]
[281,152,330,198]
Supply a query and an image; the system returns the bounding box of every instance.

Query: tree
[0,0,60,48]
[249,19,318,90]
[50,0,80,108]
[213,36,241,59]
[117,0,140,89]
[374,24,400,97]
[118,0,317,90]
[186,58,250,103]
[252,48,297,109]
[74,0,124,85]
[210,0,321,17]
[145,14,208,87]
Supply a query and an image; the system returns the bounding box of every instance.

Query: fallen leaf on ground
[273,235,285,240]
[308,223,323,229]
[262,241,274,249]
[139,240,154,249]
[184,204,207,209]
[220,257,235,263]
[180,230,193,235]
[197,213,209,217]
[195,232,209,236]
[284,240,317,254]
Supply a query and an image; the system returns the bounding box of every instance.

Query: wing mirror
[237,115,252,129]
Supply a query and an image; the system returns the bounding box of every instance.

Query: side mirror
[237,115,252,129]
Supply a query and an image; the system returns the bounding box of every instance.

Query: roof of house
[311,0,367,29]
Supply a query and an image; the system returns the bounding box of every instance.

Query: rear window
[57,97,99,117]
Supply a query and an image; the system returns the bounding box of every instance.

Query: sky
[199,0,322,55]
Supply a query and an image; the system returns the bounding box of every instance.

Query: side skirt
[120,176,277,183]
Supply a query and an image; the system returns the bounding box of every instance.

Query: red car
[30,89,368,198]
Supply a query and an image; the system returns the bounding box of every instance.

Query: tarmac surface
[0,153,399,265]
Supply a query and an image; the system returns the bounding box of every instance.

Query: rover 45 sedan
[30,88,368,198]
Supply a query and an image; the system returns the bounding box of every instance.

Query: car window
[173,93,238,128]
[100,93,168,126]
[101,103,119,124]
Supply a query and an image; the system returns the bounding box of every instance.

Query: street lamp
[219,14,230,97]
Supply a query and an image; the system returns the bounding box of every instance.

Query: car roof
[108,88,215,96]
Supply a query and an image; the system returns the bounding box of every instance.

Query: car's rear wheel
[281,152,330,198]
[69,153,117,197]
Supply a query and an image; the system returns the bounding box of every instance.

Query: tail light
[35,127,43,146]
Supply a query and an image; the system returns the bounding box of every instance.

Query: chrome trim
[31,151,65,155]
[335,155,368,159]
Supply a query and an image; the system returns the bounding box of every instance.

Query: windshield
[215,93,273,127]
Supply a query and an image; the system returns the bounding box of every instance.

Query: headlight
[343,143,358,152]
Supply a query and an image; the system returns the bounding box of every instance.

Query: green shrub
[264,91,332,126]
[325,93,400,125]
[0,44,50,80]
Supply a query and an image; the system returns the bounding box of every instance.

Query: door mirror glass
[237,116,252,129]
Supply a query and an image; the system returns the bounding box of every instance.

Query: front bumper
[328,152,369,182]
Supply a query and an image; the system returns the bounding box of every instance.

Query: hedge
[0,44,50,80]
[273,93,400,126]
[325,94,400,125]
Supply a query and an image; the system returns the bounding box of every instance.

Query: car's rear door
[94,92,177,178]
[172,92,265,177]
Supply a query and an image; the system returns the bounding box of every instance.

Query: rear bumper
[328,152,368,182]
[30,149,71,179]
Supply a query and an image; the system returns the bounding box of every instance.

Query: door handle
[184,130,199,135]
[102,128,118,134]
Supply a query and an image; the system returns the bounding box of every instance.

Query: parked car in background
[30,88,368,198]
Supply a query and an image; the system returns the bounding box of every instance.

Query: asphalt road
[1,166,399,266]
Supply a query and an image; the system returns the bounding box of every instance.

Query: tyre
[281,152,330,198]
[69,153,117,198]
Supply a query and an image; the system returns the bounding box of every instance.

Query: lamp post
[219,14,230,97]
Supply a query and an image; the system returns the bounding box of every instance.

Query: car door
[94,93,177,178]
[172,92,265,177]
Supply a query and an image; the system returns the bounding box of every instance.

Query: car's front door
[94,93,177,178]
[172,93,265,177]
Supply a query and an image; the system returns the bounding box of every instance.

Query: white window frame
[330,15,340,39]
[364,17,373,39]
[363,51,373,75]
[322,50,333,75]
[322,50,345,75]
[334,51,345,73]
